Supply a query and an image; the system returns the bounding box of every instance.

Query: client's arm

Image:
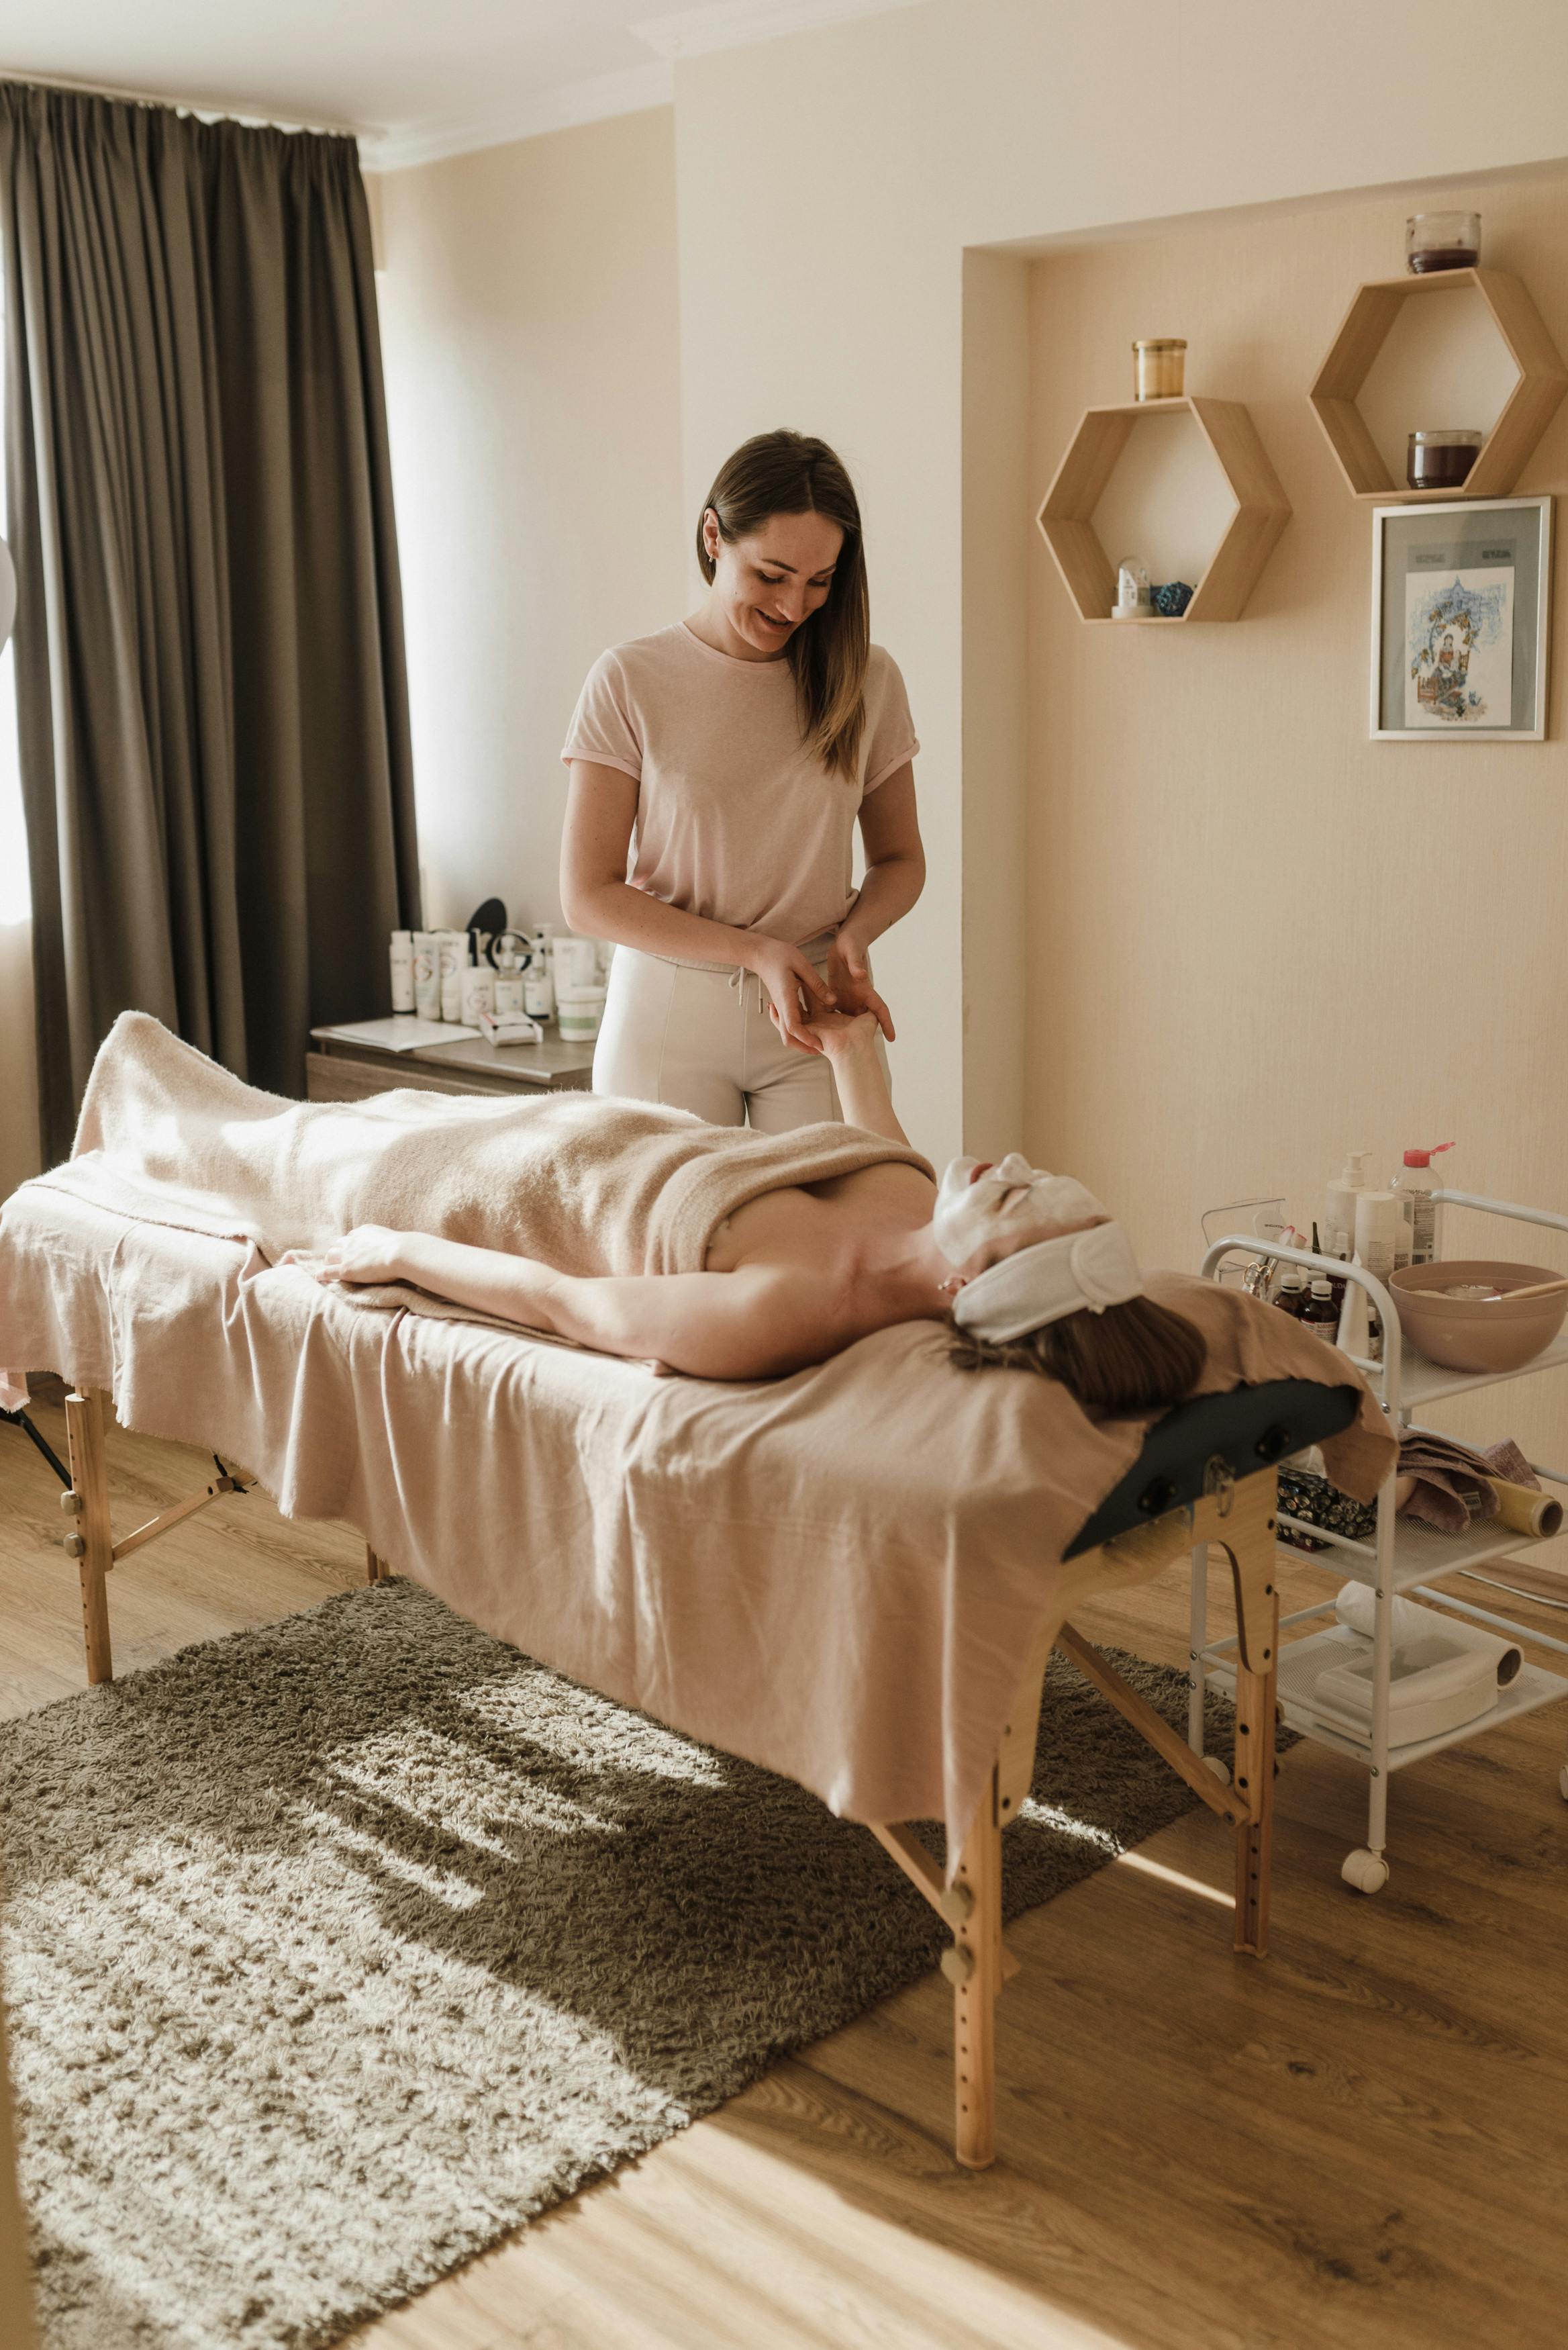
[771,1006,911,1147]
[312,1227,838,1380]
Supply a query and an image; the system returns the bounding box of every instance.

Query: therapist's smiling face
[703,507,844,660]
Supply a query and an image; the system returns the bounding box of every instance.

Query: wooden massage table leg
[1222,1481,1280,1958]
[56,1390,254,1687]
[869,1777,1012,2173]
[62,1389,113,1686]
[948,1763,1003,2169]
[1052,1474,1280,1955]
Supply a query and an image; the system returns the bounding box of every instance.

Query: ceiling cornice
[360,60,673,174]
[632,0,920,62]
[361,0,922,174]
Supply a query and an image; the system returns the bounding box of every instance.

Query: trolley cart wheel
[1341,1847,1390,1895]
[1202,1754,1232,1786]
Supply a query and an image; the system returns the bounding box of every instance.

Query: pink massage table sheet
[0,1179,1389,1850]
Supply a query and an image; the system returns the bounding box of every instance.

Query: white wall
[377,106,686,937]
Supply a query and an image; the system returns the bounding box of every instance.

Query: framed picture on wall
[1370,496,1552,741]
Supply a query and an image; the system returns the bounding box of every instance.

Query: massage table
[0,1177,1387,2171]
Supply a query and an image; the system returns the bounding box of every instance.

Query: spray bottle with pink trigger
[1392,1143,1455,1267]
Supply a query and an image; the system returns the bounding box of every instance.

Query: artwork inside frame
[1370,496,1552,741]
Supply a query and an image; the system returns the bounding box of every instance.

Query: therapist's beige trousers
[593,940,845,1130]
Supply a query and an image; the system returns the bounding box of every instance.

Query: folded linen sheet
[42,1010,934,1280]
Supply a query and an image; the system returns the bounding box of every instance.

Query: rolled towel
[1479,1476,1563,1540]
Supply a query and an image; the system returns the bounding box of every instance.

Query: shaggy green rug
[0,1578,1242,2349]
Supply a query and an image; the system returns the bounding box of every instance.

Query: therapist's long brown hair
[697,430,869,781]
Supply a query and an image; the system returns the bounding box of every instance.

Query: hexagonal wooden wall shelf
[1036,395,1291,624]
[1309,267,1568,501]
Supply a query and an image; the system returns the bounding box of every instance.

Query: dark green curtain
[0,83,420,1161]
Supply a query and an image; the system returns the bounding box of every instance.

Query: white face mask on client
[933,1154,1144,1343]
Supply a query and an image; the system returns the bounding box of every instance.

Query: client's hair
[948,1295,1207,1417]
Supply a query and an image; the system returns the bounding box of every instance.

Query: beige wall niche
[1026,165,1568,1466]
[376,107,685,936]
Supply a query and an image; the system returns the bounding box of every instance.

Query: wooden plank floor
[4,1387,1568,2349]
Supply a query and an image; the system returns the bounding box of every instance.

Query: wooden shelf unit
[1035,395,1291,624]
[1309,267,1568,502]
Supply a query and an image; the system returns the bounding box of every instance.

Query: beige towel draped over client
[9,1006,1366,1427]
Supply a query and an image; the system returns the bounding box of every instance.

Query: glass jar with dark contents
[1406,211,1481,273]
[1408,428,1482,490]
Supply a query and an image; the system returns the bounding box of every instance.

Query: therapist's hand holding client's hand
[746,932,838,1047]
[824,925,895,1043]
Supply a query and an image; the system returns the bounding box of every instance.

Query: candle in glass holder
[1132,338,1186,400]
[1408,428,1481,490]
[1406,211,1480,273]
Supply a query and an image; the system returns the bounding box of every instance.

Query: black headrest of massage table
[1062,1377,1361,1560]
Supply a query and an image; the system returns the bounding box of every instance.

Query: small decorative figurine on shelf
[1151,580,1195,618]
[1113,557,1153,619]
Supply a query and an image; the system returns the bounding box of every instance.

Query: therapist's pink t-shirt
[561,622,918,947]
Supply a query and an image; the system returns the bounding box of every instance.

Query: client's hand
[313,1225,410,1286]
[768,1003,883,1062]
[824,929,895,1043]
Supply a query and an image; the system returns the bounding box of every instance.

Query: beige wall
[674,0,1568,1166]
[1024,167,1568,1463]
[376,107,685,935]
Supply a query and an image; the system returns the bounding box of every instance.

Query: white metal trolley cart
[1195,1188,1568,1894]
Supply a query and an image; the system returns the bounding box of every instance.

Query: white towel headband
[935,1154,1144,1342]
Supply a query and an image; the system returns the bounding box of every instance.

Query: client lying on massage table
[2,1008,1393,2169]
[309,1005,1205,1413]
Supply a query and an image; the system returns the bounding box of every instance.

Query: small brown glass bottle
[1300,1276,1340,1346]
[1275,1269,1308,1319]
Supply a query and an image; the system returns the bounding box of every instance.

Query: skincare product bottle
[1353,1191,1402,1363]
[460,965,496,1026]
[389,929,413,1014]
[438,933,469,1023]
[1393,1143,1454,1266]
[524,933,554,1021]
[1302,1277,1339,1344]
[411,931,440,1020]
[1325,1151,1368,1262]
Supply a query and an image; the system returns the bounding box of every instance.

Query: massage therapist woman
[560,430,925,1131]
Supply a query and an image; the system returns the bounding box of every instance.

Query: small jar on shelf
[1132,338,1185,401]
[1406,211,1481,274]
[1407,428,1481,491]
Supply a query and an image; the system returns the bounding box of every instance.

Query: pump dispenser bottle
[1325,1151,1369,1261]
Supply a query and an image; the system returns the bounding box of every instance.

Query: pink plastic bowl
[1389,1260,1568,1374]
